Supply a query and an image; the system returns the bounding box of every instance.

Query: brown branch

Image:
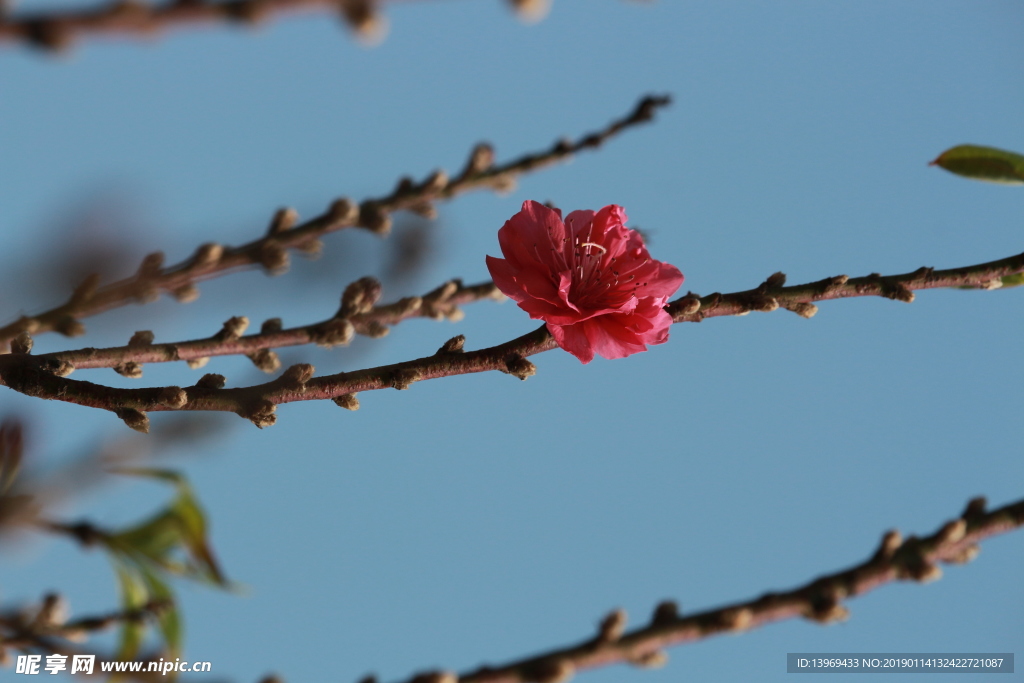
[0,592,169,649]
[0,0,422,52]
[0,94,671,348]
[366,496,1024,683]
[23,278,502,376]
[1,248,1020,432]
[666,250,1024,322]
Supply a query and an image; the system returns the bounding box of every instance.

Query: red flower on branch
[486,201,684,364]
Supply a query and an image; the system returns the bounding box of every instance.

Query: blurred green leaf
[112,560,148,662]
[98,469,232,665]
[930,144,1024,185]
[138,565,181,660]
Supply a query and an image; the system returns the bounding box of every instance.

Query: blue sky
[1,1,1022,682]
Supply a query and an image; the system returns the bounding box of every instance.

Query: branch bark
[374,496,1024,683]
[0,95,670,348]
[1,249,1020,431]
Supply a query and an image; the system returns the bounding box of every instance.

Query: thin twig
[29,279,501,374]
[0,0,413,52]
[373,496,1024,683]
[1,249,1020,431]
[0,95,671,348]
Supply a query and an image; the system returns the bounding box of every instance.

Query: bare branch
[0,95,671,348]
[0,0,426,52]
[26,279,502,374]
[369,496,1024,683]
[1,249,1020,430]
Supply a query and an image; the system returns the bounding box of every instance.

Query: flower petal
[547,322,595,364]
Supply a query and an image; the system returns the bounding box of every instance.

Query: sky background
[1,1,1022,682]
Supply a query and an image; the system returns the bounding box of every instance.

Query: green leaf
[138,565,182,660]
[930,144,1024,185]
[112,560,148,662]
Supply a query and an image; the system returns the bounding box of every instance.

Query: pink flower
[486,200,684,364]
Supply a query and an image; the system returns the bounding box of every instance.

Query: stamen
[579,242,607,253]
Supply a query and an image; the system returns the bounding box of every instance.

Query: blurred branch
[0,95,671,348]
[1,248,1020,431]
[0,0,426,52]
[368,496,1024,683]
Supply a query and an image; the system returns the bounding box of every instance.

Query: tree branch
[368,496,1024,683]
[25,279,501,376]
[0,94,670,348]
[1,249,1020,431]
[0,0,424,52]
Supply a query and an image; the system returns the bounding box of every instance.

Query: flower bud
[216,316,250,341]
[339,277,383,317]
[462,142,495,176]
[391,368,421,390]
[187,356,210,369]
[138,251,165,278]
[243,399,277,429]
[259,242,290,275]
[596,608,626,642]
[129,330,155,347]
[114,362,143,378]
[115,408,150,433]
[248,349,281,373]
[195,373,226,389]
[310,319,355,348]
[328,198,360,224]
[10,332,33,354]
[267,207,299,235]
[55,316,86,337]
[333,393,360,411]
[436,335,465,354]
[261,318,284,334]
[193,243,224,268]
[157,386,188,409]
[504,354,536,380]
[280,363,315,391]
[69,273,101,306]
[172,284,200,303]
[650,600,679,626]
[359,202,392,235]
